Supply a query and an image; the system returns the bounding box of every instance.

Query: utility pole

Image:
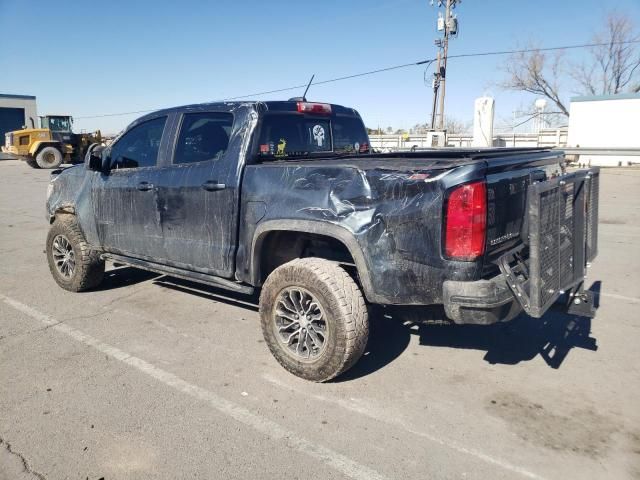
[430,50,441,129]
[431,49,441,130]
[429,0,459,130]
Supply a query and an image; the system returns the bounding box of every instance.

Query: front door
[94,116,168,260]
[155,111,238,278]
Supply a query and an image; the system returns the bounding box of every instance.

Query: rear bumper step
[443,274,522,325]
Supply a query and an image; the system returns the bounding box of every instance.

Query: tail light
[297,102,332,115]
[444,181,487,260]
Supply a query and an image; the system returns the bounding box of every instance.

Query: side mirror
[88,153,103,172]
[86,143,105,172]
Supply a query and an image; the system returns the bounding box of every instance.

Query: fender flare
[29,141,61,157]
[48,204,76,223]
[250,219,375,302]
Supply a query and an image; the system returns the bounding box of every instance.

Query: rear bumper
[443,274,522,325]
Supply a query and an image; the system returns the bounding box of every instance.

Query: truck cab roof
[136,100,362,123]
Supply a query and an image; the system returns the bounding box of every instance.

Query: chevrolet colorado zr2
[45,100,600,381]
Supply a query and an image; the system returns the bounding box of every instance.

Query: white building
[567,93,640,167]
[0,94,38,140]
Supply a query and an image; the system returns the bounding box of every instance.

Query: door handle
[202,181,226,191]
[137,181,154,191]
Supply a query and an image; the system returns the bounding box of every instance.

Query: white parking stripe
[263,373,547,480]
[599,292,640,304]
[1,294,388,480]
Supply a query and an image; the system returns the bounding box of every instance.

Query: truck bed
[239,147,566,306]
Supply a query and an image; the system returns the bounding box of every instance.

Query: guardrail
[559,147,640,167]
[558,147,640,156]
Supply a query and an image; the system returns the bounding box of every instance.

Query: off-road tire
[36,146,63,169]
[46,215,104,292]
[25,156,40,169]
[259,258,369,382]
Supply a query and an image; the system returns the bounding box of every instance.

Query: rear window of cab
[256,114,369,158]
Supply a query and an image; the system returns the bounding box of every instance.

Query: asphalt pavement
[1,159,639,480]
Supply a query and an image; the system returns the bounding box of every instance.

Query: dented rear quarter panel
[238,158,489,305]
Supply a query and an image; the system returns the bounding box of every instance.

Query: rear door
[93,116,168,259]
[154,110,238,277]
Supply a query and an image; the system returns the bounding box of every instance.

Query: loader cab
[40,115,73,133]
[40,115,74,144]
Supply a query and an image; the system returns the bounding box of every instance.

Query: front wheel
[36,146,63,169]
[46,215,105,291]
[259,258,369,382]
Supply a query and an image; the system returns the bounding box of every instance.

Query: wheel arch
[250,220,375,302]
[29,141,62,157]
[49,205,76,224]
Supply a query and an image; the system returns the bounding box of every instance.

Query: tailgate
[497,168,600,317]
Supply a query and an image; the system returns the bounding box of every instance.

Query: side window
[174,112,233,165]
[109,116,166,169]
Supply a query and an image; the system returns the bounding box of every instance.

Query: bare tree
[501,12,640,117]
[445,117,471,134]
[501,48,569,116]
[571,14,640,95]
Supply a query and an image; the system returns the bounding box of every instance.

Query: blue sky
[1,0,639,134]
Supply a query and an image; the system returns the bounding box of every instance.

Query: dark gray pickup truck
[45,100,600,381]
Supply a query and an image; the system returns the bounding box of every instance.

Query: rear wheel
[259,258,369,382]
[36,146,63,169]
[46,215,104,291]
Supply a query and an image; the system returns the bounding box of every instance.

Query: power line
[75,61,432,119]
[75,108,161,119]
[447,40,640,60]
[222,61,433,101]
[74,39,640,120]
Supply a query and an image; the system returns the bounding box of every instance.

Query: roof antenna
[301,74,315,101]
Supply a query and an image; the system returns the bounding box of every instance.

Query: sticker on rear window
[276,138,287,157]
[312,125,325,147]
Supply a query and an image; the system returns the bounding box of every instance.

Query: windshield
[42,116,72,132]
[256,114,369,159]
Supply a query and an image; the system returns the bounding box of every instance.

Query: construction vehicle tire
[36,146,63,169]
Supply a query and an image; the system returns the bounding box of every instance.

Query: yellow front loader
[1,115,101,169]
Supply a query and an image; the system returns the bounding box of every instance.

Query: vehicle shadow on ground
[338,282,601,382]
[415,308,597,367]
[99,267,600,381]
[152,277,260,312]
[94,266,161,291]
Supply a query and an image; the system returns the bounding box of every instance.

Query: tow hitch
[566,287,596,318]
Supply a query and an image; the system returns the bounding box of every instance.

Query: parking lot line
[262,373,546,480]
[599,292,640,304]
[1,293,388,480]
